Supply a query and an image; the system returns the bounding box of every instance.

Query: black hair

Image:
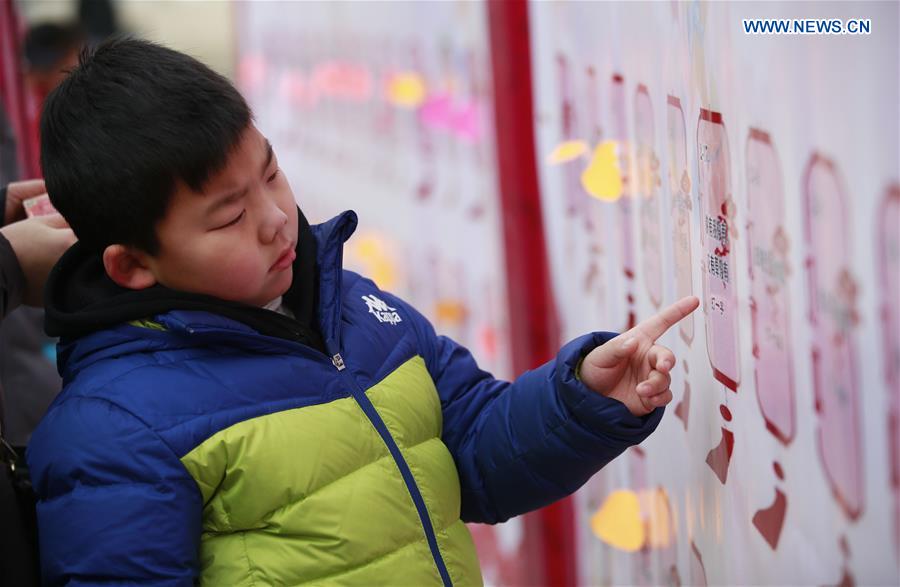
[40,37,252,253]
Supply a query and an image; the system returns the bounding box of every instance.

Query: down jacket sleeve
[390,292,664,525]
[27,396,202,586]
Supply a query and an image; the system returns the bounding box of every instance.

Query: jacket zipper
[177,328,453,584]
[329,346,453,587]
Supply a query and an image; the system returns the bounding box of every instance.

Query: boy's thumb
[587,336,637,370]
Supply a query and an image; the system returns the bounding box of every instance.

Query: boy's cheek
[213,257,267,290]
[185,250,264,292]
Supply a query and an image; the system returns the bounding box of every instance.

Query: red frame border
[487,1,572,585]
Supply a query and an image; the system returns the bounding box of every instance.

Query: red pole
[486,1,575,585]
[0,0,36,179]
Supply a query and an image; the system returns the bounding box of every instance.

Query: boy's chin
[256,271,293,306]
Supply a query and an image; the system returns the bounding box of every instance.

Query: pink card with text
[877,184,900,548]
[612,74,637,328]
[746,129,796,445]
[635,85,663,308]
[878,185,900,394]
[23,194,58,218]
[667,96,694,345]
[803,154,864,521]
[697,109,740,391]
[556,54,583,217]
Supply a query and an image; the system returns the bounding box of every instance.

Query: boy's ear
[102,244,158,290]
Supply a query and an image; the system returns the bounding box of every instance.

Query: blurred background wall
[17,0,235,78]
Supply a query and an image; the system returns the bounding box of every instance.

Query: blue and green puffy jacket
[28,211,663,585]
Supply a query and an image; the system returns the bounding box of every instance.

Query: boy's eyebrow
[262,140,274,175]
[206,189,247,217]
[206,140,275,216]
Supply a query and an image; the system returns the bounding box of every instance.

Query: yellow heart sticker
[387,73,426,108]
[590,489,645,552]
[348,235,397,290]
[581,140,623,202]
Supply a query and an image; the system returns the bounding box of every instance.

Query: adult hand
[0,214,76,306]
[579,296,700,416]
[4,178,47,225]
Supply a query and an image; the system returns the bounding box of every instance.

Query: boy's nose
[260,203,289,244]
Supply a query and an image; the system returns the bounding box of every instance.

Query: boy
[29,39,697,586]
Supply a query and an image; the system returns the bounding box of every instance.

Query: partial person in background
[0,18,89,448]
[78,0,119,46]
[22,22,85,101]
[0,179,65,447]
[0,109,16,183]
[0,209,75,587]
[20,21,85,177]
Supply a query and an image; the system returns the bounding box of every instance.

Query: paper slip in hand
[23,194,59,218]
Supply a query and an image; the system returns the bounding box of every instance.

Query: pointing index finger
[637,296,700,341]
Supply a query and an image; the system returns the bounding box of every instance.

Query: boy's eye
[215,210,245,230]
[267,169,280,183]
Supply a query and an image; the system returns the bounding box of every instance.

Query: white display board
[235,2,510,381]
[529,1,899,585]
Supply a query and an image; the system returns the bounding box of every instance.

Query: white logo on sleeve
[361,294,402,325]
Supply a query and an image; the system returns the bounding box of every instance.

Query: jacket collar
[311,210,358,353]
[53,210,358,382]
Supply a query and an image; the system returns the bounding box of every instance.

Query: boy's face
[142,124,299,307]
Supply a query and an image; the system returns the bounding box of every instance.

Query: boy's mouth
[270,244,297,272]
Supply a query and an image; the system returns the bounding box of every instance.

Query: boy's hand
[5,179,47,225]
[580,296,700,417]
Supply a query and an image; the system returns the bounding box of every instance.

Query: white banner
[530,1,898,585]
